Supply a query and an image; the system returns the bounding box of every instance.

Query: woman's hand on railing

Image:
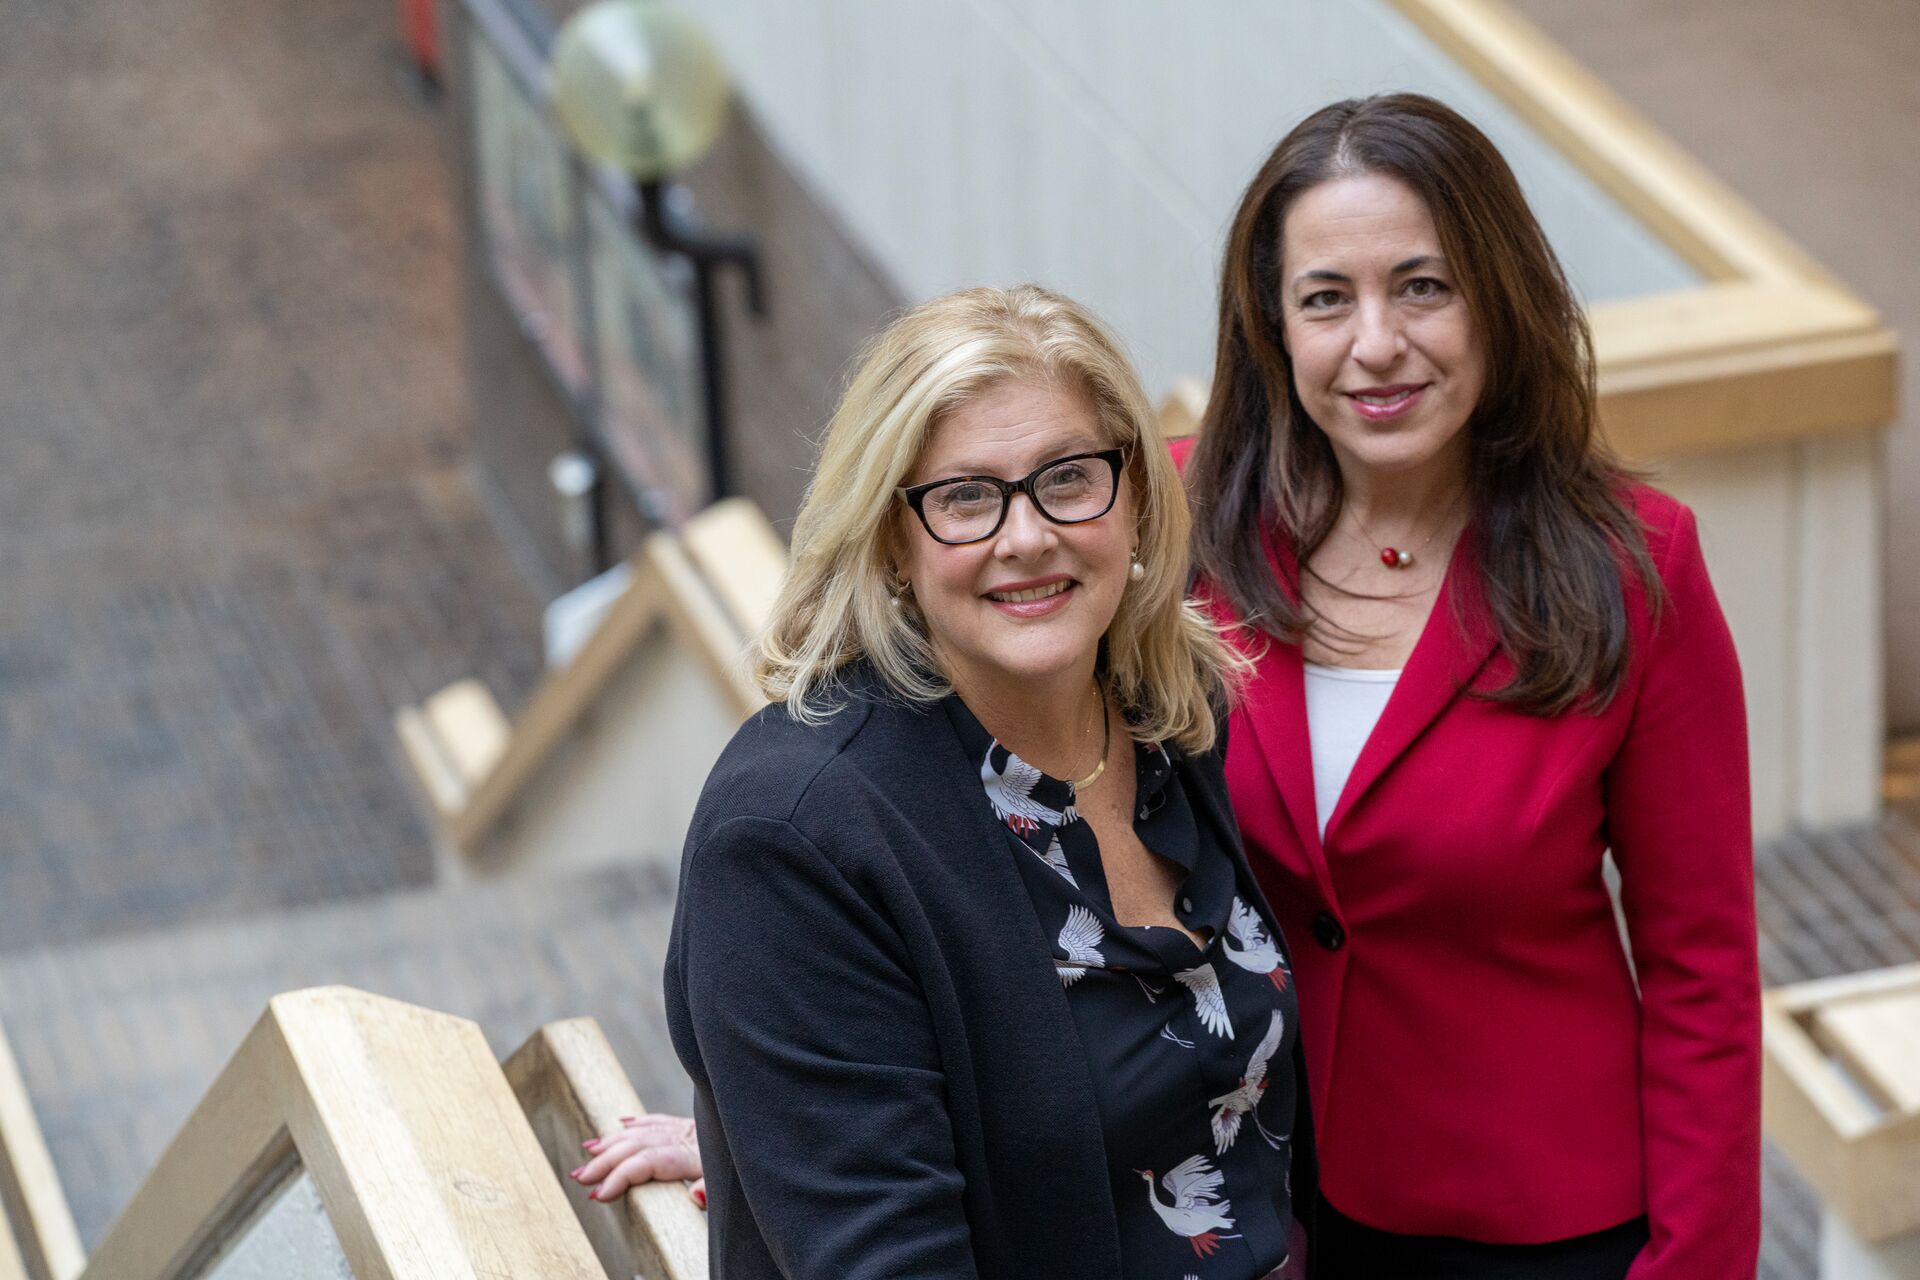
[571,1114,707,1208]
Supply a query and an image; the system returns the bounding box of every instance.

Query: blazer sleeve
[1605,505,1761,1280]
[672,813,980,1280]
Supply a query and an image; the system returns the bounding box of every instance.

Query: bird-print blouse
[944,696,1301,1280]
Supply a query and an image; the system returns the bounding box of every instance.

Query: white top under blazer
[1301,662,1402,838]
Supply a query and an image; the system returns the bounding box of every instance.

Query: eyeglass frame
[896,447,1129,546]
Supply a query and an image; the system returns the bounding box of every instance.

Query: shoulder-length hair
[1188,93,1658,714]
[758,284,1238,752]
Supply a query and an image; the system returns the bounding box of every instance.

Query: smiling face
[1279,172,1485,488]
[897,377,1135,706]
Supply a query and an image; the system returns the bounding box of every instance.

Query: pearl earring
[1129,559,1145,581]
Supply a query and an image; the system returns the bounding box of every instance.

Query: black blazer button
[1311,911,1346,951]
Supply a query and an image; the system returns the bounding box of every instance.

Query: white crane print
[1208,1010,1289,1153]
[1033,834,1077,887]
[1223,897,1289,991]
[1056,905,1104,986]
[981,745,1069,836]
[1175,962,1234,1039]
[1138,1154,1236,1257]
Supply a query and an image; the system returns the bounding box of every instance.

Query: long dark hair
[1188,93,1658,714]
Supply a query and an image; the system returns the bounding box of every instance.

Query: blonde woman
[577,285,1313,1279]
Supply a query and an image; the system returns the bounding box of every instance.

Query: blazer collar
[1240,524,1501,861]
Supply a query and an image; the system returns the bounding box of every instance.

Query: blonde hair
[757,284,1240,753]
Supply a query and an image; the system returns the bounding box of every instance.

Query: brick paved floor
[0,0,547,950]
[0,0,906,951]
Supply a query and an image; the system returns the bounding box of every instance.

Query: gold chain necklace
[1071,682,1112,793]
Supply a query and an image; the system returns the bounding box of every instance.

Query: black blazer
[664,668,1316,1280]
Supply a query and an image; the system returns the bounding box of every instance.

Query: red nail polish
[693,1187,707,1208]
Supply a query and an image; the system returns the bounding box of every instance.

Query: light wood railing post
[0,1016,83,1280]
[395,497,787,873]
[1764,965,1920,1278]
[505,1019,708,1280]
[80,987,606,1280]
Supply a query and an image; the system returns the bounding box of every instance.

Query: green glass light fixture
[550,0,731,180]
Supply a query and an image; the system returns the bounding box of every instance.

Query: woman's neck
[1340,465,1465,532]
[1335,449,1470,545]
[948,659,1106,775]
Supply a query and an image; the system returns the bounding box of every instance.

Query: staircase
[0,862,690,1252]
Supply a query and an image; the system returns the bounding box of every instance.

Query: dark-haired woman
[1178,93,1758,1279]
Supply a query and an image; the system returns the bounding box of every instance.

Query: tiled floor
[1758,815,1920,983]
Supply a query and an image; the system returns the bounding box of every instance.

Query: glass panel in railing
[584,185,707,524]
[469,19,590,397]
[187,1165,352,1280]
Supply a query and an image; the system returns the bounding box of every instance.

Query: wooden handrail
[397,497,787,857]
[1383,0,1897,459]
[0,1016,82,1280]
[505,1019,708,1280]
[1388,0,1830,285]
[0,1213,27,1280]
[676,497,789,643]
[1763,964,1920,1243]
[79,987,604,1280]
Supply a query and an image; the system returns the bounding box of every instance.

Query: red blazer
[1197,482,1759,1276]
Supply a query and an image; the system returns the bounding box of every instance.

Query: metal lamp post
[548,0,765,507]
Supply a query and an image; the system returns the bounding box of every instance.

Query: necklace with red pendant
[1353,487,1466,570]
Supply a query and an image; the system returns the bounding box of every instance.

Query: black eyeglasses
[898,448,1127,545]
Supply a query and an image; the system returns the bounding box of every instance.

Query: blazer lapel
[1322,534,1500,842]
[1240,636,1341,899]
[1229,532,1340,907]
[880,693,1121,1270]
